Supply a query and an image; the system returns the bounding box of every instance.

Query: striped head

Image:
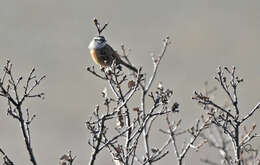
[88,36,107,50]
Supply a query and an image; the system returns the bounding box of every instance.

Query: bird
[88,36,138,73]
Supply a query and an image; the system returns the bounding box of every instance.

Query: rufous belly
[90,49,106,67]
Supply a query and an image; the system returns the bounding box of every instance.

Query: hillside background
[0,0,259,164]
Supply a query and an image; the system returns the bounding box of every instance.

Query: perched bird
[88,36,137,73]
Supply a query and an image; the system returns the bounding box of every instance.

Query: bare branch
[0,148,14,165]
[0,61,44,165]
[145,37,170,93]
[59,150,77,165]
[93,18,108,35]
[241,102,260,124]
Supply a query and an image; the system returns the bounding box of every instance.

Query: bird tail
[120,60,138,73]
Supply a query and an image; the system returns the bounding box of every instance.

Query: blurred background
[0,0,259,164]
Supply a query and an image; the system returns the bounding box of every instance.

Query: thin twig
[0,148,14,165]
[240,102,260,124]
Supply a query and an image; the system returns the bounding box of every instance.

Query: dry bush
[0,20,259,165]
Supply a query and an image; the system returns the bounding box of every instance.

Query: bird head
[88,36,107,50]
